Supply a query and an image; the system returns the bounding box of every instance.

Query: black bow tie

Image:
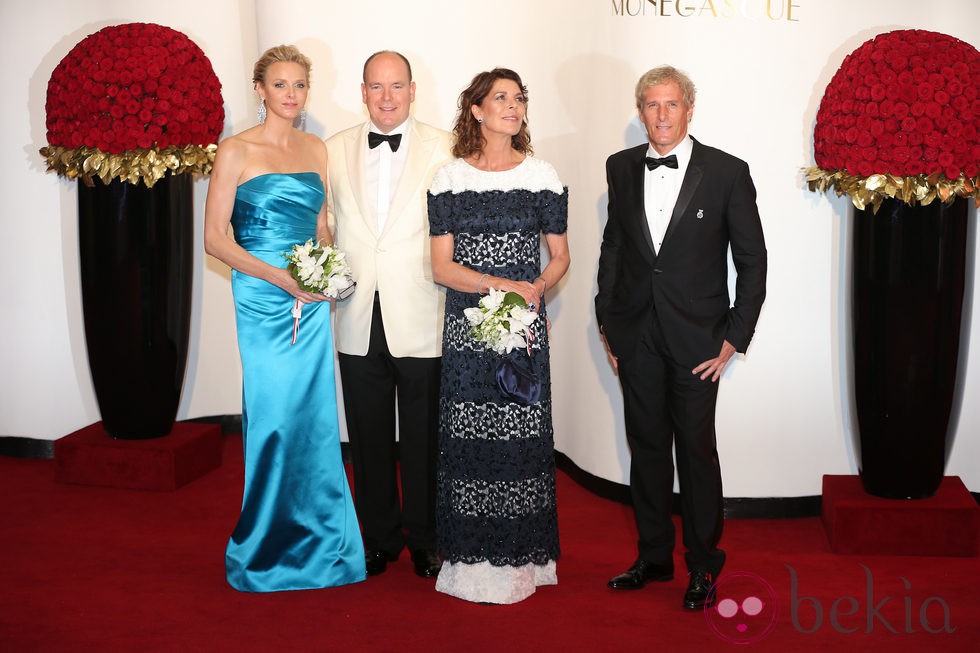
[368,131,402,152]
[645,154,678,170]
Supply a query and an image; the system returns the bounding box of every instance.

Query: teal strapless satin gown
[225,172,365,592]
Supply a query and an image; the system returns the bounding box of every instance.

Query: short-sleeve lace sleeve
[427,163,455,236]
[538,187,568,235]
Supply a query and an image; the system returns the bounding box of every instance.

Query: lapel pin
[696,209,704,219]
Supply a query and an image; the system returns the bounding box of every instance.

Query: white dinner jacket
[325,118,452,358]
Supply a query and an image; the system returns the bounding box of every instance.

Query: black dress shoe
[607,559,674,590]
[364,550,399,576]
[410,549,442,578]
[683,569,717,609]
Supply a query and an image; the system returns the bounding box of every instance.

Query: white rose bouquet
[464,288,538,355]
[282,239,356,344]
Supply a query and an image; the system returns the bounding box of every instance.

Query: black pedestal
[851,196,970,498]
[77,175,193,439]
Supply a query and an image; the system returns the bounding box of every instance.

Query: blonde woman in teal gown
[204,45,365,592]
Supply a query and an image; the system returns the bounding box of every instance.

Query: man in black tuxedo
[595,66,766,610]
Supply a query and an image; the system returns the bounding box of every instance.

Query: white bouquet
[464,288,538,355]
[282,239,356,345]
[283,239,355,299]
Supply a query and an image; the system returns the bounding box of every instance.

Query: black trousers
[337,295,440,556]
[616,312,726,576]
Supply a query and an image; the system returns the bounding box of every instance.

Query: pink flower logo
[705,571,779,645]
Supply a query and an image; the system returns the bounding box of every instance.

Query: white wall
[2,0,978,497]
[0,0,255,438]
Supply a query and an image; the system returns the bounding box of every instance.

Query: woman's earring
[476,117,483,124]
[257,99,267,124]
[298,108,307,131]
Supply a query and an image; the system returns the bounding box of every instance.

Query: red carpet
[2,436,978,652]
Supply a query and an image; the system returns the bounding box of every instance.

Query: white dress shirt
[644,135,693,255]
[365,120,410,233]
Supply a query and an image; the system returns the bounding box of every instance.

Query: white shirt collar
[646,134,693,168]
[370,118,410,137]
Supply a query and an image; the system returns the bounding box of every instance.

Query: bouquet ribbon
[290,299,304,345]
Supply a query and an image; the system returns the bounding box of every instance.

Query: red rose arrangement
[39,22,224,187]
[807,29,980,211]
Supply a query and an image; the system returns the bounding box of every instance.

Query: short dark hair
[362,50,413,82]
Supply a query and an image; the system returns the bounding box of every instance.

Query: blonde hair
[253,45,312,85]
[634,65,695,109]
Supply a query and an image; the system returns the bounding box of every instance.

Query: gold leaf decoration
[38,144,218,188]
[803,166,980,213]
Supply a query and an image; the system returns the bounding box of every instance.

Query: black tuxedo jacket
[595,137,767,368]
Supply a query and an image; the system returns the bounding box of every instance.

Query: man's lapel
[662,137,704,248]
[346,122,377,235]
[627,145,658,264]
[382,119,432,238]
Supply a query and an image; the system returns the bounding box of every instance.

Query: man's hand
[692,340,736,382]
[600,331,618,374]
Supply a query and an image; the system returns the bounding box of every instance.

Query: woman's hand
[270,267,330,303]
[490,279,540,312]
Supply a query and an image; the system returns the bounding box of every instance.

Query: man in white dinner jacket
[325,50,452,579]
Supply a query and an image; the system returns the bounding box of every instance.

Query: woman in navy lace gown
[428,68,570,604]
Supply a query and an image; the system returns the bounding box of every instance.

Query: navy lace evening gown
[427,157,568,604]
